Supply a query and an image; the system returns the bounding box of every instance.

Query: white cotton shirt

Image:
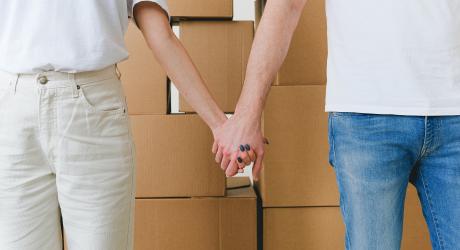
[324,0,460,116]
[0,0,169,74]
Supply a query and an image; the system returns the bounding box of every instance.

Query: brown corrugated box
[263,207,344,250]
[178,21,254,113]
[257,85,339,207]
[274,0,327,86]
[402,185,431,250]
[134,185,257,250]
[168,0,233,20]
[118,23,168,115]
[226,176,251,189]
[131,114,225,198]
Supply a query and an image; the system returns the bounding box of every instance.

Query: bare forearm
[151,31,226,130]
[134,3,226,130]
[235,0,308,120]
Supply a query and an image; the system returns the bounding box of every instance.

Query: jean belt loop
[69,72,79,98]
[11,73,19,95]
[115,63,122,80]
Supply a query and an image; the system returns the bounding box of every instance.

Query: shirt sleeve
[127,0,170,28]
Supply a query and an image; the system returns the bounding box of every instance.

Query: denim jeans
[328,111,460,250]
[0,65,136,250]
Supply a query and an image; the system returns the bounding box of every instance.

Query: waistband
[0,64,122,86]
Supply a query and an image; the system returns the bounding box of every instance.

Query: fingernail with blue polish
[239,145,245,152]
[244,144,250,151]
[237,157,243,163]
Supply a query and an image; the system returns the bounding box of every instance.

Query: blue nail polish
[237,157,243,163]
[239,145,245,152]
[244,144,250,151]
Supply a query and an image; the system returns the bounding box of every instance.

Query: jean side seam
[329,113,337,168]
[329,115,351,249]
[420,171,445,249]
[341,193,352,250]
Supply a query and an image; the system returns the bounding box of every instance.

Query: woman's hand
[212,113,267,181]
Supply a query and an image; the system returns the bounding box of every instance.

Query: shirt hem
[324,104,460,116]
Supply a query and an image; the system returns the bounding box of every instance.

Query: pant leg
[55,74,136,250]
[328,112,425,250]
[410,116,460,250]
[0,77,61,250]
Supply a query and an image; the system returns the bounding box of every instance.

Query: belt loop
[115,63,122,80]
[10,73,19,95]
[69,72,79,98]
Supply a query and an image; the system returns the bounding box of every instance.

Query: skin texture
[212,0,309,181]
[133,3,227,133]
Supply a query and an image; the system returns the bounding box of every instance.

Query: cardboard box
[274,0,327,86]
[178,21,254,113]
[63,230,67,250]
[131,114,225,197]
[134,186,257,250]
[257,85,339,207]
[263,207,344,250]
[226,176,251,189]
[117,22,168,115]
[168,0,233,20]
[402,185,431,250]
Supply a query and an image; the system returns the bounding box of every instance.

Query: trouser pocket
[78,76,127,117]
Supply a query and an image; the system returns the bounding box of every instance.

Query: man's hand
[209,0,307,181]
[212,113,267,181]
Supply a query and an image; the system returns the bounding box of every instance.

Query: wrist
[209,112,227,133]
[234,105,262,123]
[232,110,262,129]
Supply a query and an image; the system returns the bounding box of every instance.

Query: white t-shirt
[325,0,460,116]
[0,0,169,74]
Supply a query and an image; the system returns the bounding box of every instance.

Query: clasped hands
[211,113,268,181]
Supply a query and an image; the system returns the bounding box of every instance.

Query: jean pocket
[78,77,127,117]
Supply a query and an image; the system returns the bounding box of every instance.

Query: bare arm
[213,0,308,180]
[236,0,308,119]
[133,2,227,131]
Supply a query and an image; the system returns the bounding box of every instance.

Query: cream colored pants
[0,64,136,250]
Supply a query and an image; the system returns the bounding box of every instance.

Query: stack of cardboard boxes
[64,0,434,249]
[64,1,257,249]
[256,0,432,249]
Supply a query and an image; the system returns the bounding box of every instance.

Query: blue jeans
[328,112,460,250]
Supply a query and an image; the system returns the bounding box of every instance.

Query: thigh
[329,112,424,250]
[0,79,61,250]
[55,77,136,250]
[411,116,460,250]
